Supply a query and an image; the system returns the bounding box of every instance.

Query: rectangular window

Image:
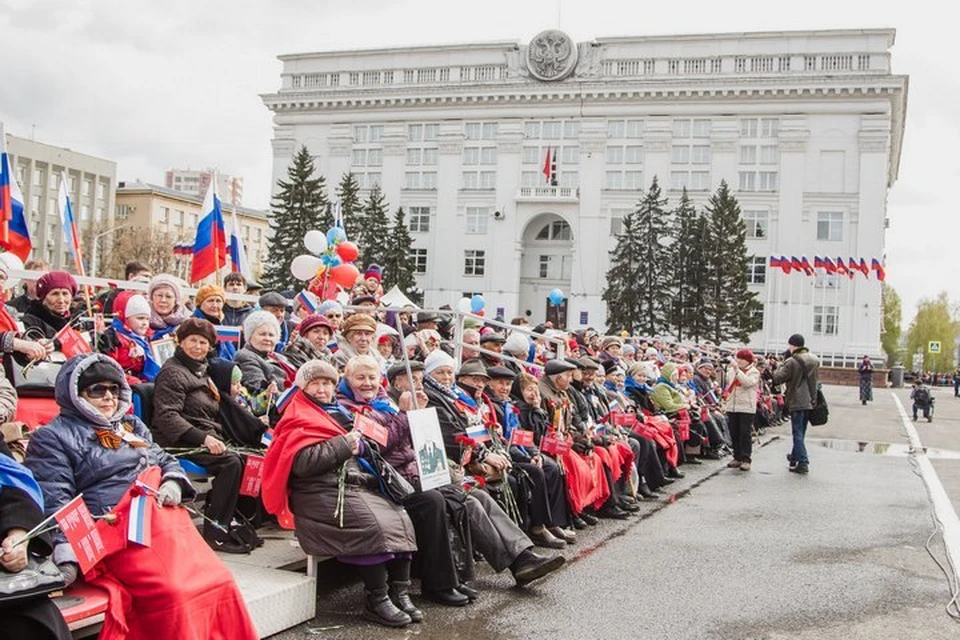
[461,171,495,190]
[626,120,643,138]
[759,145,778,165]
[691,145,711,164]
[33,168,43,187]
[465,206,490,234]
[464,250,485,276]
[607,146,625,164]
[410,248,428,274]
[817,212,843,241]
[352,149,367,166]
[758,171,778,191]
[740,145,757,164]
[521,171,540,188]
[542,121,562,139]
[814,305,839,335]
[159,206,169,223]
[690,171,710,190]
[97,182,106,200]
[607,120,625,139]
[672,145,690,164]
[525,122,541,139]
[563,121,580,139]
[671,172,689,190]
[522,146,540,164]
[560,145,579,165]
[738,172,756,191]
[462,147,479,165]
[740,118,758,138]
[747,257,767,284]
[30,193,40,214]
[609,208,632,236]
[624,145,643,164]
[673,119,691,138]
[408,206,430,232]
[760,118,779,138]
[354,126,368,143]
[405,172,437,190]
[605,171,623,190]
[539,255,551,278]
[742,210,769,239]
[406,148,421,165]
[367,149,382,166]
[692,119,711,138]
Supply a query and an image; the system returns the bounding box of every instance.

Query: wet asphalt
[270,384,960,639]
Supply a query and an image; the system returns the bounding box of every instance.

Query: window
[534,220,572,241]
[83,179,92,196]
[174,209,183,225]
[742,210,768,239]
[525,120,581,139]
[607,146,625,164]
[464,250,485,276]
[465,122,498,140]
[673,145,710,164]
[539,255,551,278]
[465,207,490,234]
[33,168,43,187]
[693,119,711,138]
[355,172,382,190]
[97,182,106,199]
[159,206,169,223]
[408,206,430,232]
[116,204,134,220]
[404,172,437,190]
[30,194,40,214]
[366,149,382,166]
[814,306,838,336]
[609,208,632,236]
[741,145,778,165]
[673,120,691,138]
[410,248,428,274]
[747,257,766,284]
[671,171,710,191]
[352,149,367,166]
[353,125,383,143]
[739,171,778,192]
[461,171,495,190]
[671,146,690,164]
[189,213,198,227]
[408,123,439,141]
[817,212,843,241]
[741,118,779,138]
[675,119,711,138]
[463,147,497,165]
[407,148,437,166]
[605,171,644,190]
[80,205,90,221]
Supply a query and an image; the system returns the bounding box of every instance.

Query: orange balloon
[330,263,361,289]
[336,241,360,262]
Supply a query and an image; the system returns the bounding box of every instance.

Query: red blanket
[560,444,610,515]
[87,467,258,640]
[261,390,347,529]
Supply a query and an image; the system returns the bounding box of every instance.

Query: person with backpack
[910,382,934,422]
[772,334,820,475]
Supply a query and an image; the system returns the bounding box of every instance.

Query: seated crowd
[0,259,789,636]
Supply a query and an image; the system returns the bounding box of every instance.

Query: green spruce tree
[336,173,364,245]
[702,180,762,343]
[688,213,713,343]
[602,213,645,334]
[357,184,392,268]
[668,188,700,341]
[633,176,672,335]
[382,207,422,304]
[262,146,329,291]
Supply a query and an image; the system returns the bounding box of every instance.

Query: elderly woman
[1,440,71,639]
[147,274,189,340]
[24,353,257,639]
[283,313,333,369]
[262,360,420,628]
[332,313,386,371]
[192,284,236,360]
[0,256,52,366]
[21,271,77,343]
[318,300,344,333]
[650,362,708,465]
[724,349,761,471]
[151,318,250,553]
[235,309,290,394]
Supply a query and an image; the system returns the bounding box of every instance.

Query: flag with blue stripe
[215,325,241,343]
[275,385,298,414]
[127,492,152,547]
[296,290,317,314]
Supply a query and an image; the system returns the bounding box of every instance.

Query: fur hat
[340,313,378,336]
[364,264,383,282]
[37,270,78,300]
[601,336,623,351]
[175,317,217,345]
[243,310,281,342]
[295,359,340,388]
[195,284,224,307]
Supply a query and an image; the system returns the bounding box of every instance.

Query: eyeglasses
[85,383,120,399]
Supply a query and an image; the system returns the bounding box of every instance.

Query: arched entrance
[518,213,574,327]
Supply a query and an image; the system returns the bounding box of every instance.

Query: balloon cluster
[457,294,486,316]
[291,227,362,293]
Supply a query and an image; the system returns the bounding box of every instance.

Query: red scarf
[261,390,347,529]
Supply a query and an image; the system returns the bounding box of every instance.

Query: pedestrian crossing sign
[928,341,942,354]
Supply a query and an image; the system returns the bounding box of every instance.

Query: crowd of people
[0,257,818,637]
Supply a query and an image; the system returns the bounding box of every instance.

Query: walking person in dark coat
[772,334,820,475]
[858,355,875,405]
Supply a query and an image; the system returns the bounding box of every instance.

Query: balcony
[516,187,579,203]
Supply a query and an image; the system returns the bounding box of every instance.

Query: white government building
[262,28,908,364]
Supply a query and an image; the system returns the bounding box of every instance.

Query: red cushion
[15,397,60,431]
[55,582,110,624]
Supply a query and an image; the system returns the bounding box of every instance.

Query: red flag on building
[542,147,552,184]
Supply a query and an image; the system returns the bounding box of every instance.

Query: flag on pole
[847,257,859,279]
[295,290,317,314]
[57,172,84,273]
[228,205,254,282]
[824,257,837,274]
[858,257,870,278]
[813,256,824,271]
[126,492,152,547]
[542,147,552,185]
[790,256,803,272]
[189,179,227,283]
[800,256,814,276]
[214,325,242,343]
[0,123,32,260]
[769,256,782,271]
[835,257,848,277]
[871,258,886,282]
[779,255,792,275]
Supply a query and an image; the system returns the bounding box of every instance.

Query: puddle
[809,438,960,460]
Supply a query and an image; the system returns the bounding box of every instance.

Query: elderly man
[386,361,426,405]
[461,328,481,361]
[333,313,386,372]
[416,311,441,333]
[258,291,292,351]
[479,332,505,367]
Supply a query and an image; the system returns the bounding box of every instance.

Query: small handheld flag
[127,491,152,547]
[214,325,241,343]
[260,428,274,448]
[274,385,298,414]
[296,290,317,314]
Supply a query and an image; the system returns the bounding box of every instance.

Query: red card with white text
[355,414,389,447]
[509,429,535,447]
[54,495,107,574]
[540,435,571,455]
[240,455,265,497]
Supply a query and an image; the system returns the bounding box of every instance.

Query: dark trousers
[541,456,571,527]
[187,451,243,537]
[402,489,459,591]
[629,434,668,490]
[510,462,552,530]
[726,412,754,463]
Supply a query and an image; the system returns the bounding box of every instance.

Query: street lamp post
[89,225,130,280]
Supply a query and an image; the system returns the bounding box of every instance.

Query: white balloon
[457,297,473,314]
[303,230,328,255]
[291,254,324,281]
[336,291,350,305]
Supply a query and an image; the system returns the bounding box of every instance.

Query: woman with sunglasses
[24,353,257,640]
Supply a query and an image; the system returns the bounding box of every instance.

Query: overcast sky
[1,0,954,323]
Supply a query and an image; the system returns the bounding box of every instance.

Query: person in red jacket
[98,291,159,382]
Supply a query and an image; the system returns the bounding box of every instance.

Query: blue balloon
[470,294,485,314]
[321,253,342,268]
[326,227,346,245]
[548,288,565,306]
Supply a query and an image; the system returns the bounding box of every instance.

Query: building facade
[164,168,244,206]
[116,182,270,281]
[261,29,908,363]
[3,132,117,269]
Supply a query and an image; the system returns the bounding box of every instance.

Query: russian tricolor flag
[189,179,227,283]
[296,290,317,314]
[0,123,32,261]
[871,258,886,282]
[57,171,83,273]
[275,385,298,414]
[215,325,241,343]
[228,205,254,282]
[127,492,152,547]
[465,420,491,443]
[260,429,274,448]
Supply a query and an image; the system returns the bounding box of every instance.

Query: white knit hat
[124,294,151,319]
[503,331,530,357]
[243,309,281,342]
[424,350,456,375]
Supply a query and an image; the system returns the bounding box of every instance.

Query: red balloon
[330,263,361,289]
[336,241,360,263]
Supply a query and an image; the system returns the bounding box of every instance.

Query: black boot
[363,587,412,627]
[638,483,658,499]
[388,581,423,623]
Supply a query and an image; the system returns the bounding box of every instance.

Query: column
[775,122,809,349]
[576,117,607,329]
